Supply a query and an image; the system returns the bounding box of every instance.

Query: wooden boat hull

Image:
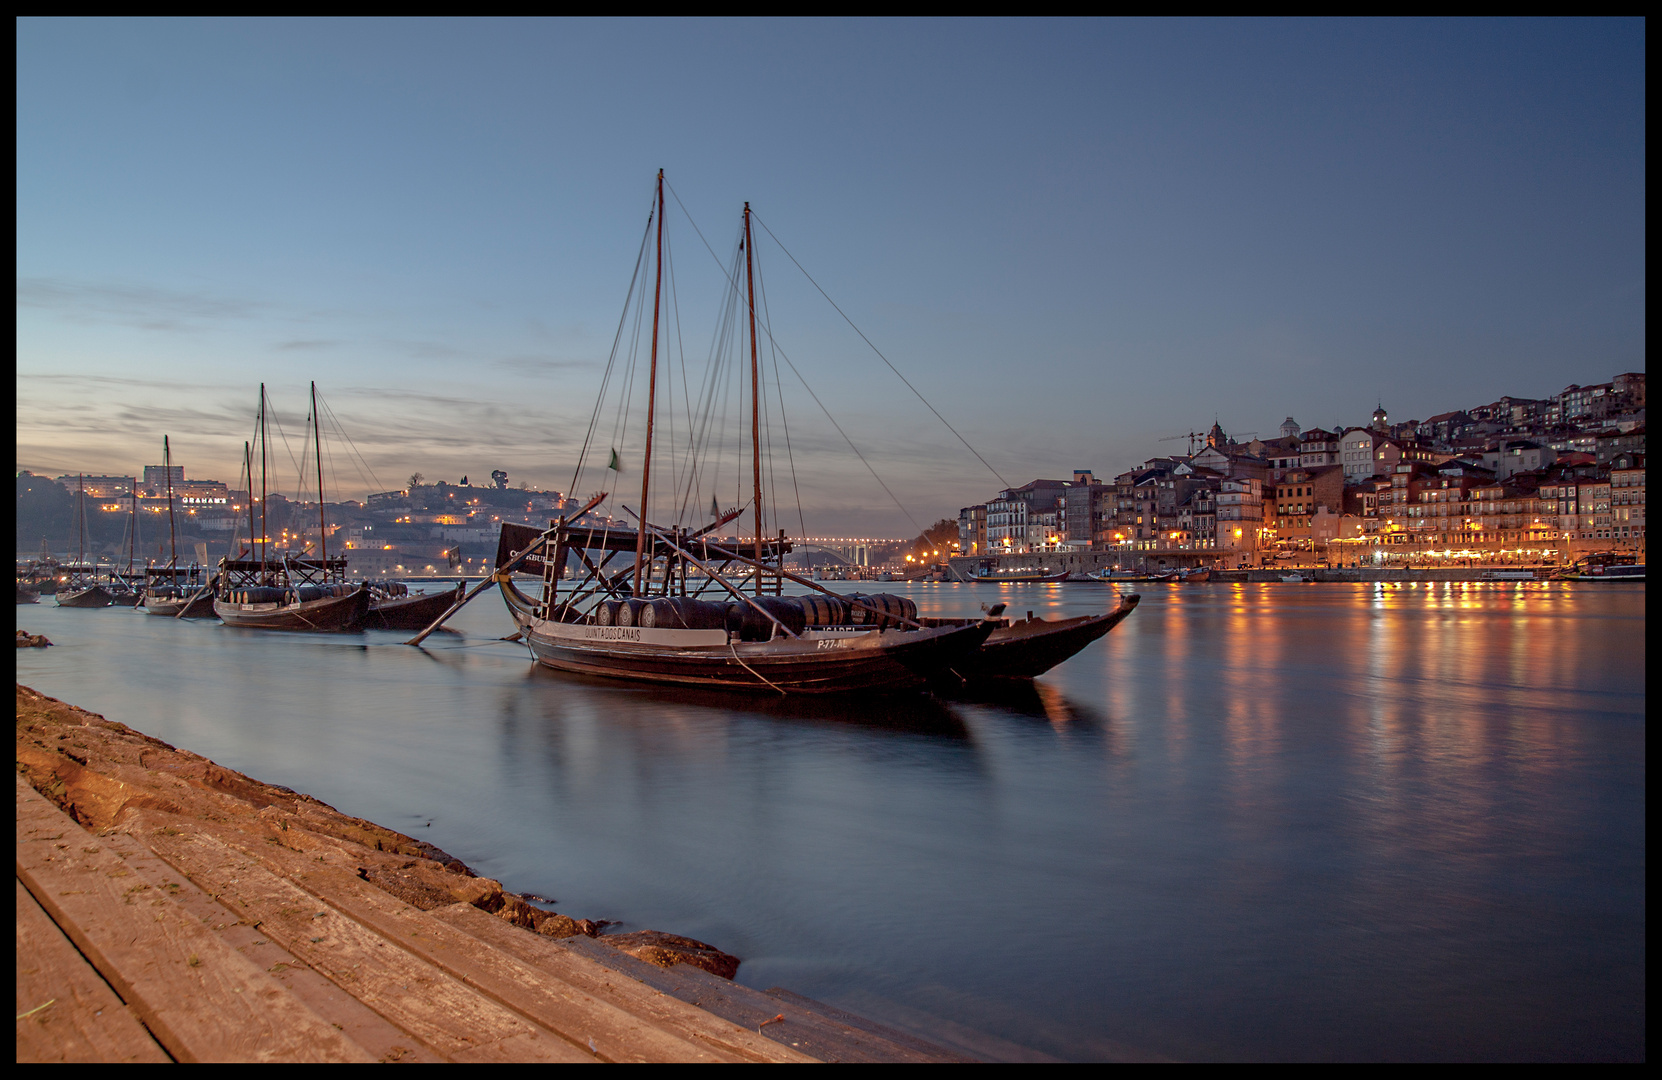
[143,591,219,618]
[936,594,1141,685]
[56,585,115,608]
[973,571,1070,584]
[508,583,994,694]
[366,584,465,631]
[214,587,370,632]
[17,584,40,604]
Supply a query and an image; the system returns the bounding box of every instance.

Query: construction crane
[1159,432,1206,454]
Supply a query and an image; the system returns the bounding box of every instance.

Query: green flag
[607,448,620,471]
[710,496,720,518]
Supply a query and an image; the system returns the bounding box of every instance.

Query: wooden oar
[405,492,608,646]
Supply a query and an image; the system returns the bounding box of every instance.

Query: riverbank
[15,684,962,1062]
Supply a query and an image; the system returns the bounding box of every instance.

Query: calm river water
[16,580,1645,1061]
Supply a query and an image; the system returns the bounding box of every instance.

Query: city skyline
[16,18,1646,536]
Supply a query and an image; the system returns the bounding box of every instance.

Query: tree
[16,472,74,553]
[491,469,509,490]
[408,473,424,489]
[906,518,960,562]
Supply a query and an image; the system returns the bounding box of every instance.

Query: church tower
[1371,403,1389,432]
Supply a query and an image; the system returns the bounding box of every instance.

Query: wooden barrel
[594,599,621,626]
[617,598,647,627]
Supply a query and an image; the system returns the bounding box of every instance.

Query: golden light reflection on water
[1069,582,1642,847]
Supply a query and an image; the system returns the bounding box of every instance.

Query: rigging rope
[751,210,1010,489]
[664,181,925,535]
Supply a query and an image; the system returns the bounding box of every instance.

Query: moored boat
[57,478,114,607]
[366,582,466,631]
[926,594,1142,686]
[142,566,218,618]
[213,558,369,632]
[972,567,1070,584]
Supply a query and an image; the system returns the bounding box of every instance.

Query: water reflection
[14,582,1645,1061]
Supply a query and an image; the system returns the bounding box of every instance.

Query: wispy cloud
[493,355,596,377]
[16,276,267,331]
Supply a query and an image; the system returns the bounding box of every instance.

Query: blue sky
[16,18,1646,535]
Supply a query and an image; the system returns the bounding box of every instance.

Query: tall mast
[77,474,86,566]
[164,436,178,569]
[743,202,764,595]
[259,384,268,574]
[128,469,137,574]
[312,382,326,568]
[243,442,254,560]
[632,170,665,593]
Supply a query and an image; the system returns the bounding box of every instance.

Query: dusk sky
[16,18,1646,536]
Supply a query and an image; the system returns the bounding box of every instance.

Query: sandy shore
[16,683,959,1062]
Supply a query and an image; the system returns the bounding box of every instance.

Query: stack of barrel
[590,593,919,641]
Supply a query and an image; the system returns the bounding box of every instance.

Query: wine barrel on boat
[797,594,850,627]
[637,597,728,630]
[845,593,918,629]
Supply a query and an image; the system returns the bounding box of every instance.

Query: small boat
[926,594,1141,686]
[1554,561,1644,582]
[366,581,466,630]
[142,566,218,618]
[56,573,115,608]
[1279,573,1306,583]
[1479,569,1537,581]
[1179,567,1212,583]
[141,436,217,617]
[212,385,369,632]
[17,583,40,604]
[480,179,1000,695]
[973,567,1070,584]
[1085,568,1177,583]
[57,478,114,607]
[214,558,370,631]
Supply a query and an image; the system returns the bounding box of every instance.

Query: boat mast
[743,202,764,595]
[164,436,178,570]
[128,469,137,576]
[631,170,665,594]
[258,384,268,575]
[243,441,254,561]
[77,474,86,568]
[312,382,326,571]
